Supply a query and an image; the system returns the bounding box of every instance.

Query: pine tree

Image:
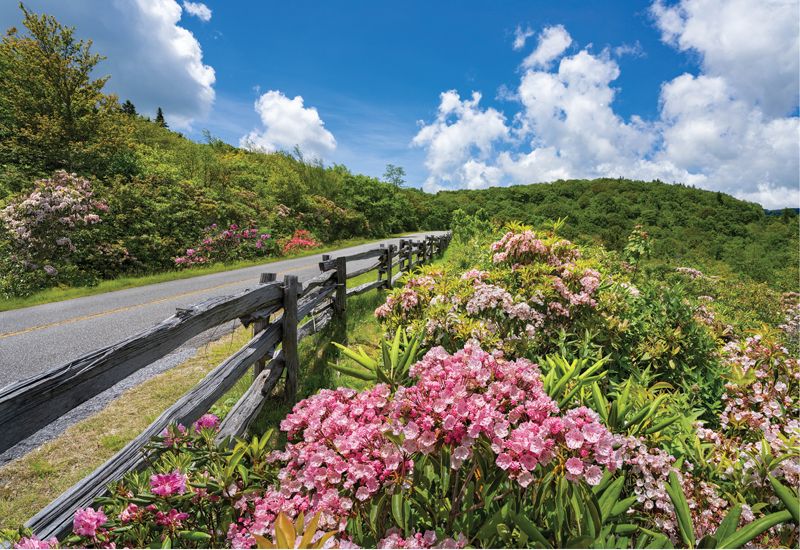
[155,107,168,128]
[121,99,136,116]
[0,4,130,177]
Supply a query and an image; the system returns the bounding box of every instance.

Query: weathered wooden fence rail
[5,232,450,539]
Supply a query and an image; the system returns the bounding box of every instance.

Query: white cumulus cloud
[0,0,216,130]
[651,0,799,117]
[522,25,573,69]
[182,1,212,22]
[411,91,508,190]
[240,91,337,160]
[413,2,800,208]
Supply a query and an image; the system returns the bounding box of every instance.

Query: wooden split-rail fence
[0,232,451,539]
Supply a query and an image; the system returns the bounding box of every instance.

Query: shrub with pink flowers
[5,222,798,549]
[0,171,112,296]
[173,223,278,267]
[280,229,320,255]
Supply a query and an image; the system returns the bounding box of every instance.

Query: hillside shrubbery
[0,7,797,301]
[6,219,797,549]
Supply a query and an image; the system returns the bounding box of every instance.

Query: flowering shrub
[375,225,723,415]
[281,229,320,255]
[174,223,277,267]
[376,227,605,357]
[0,171,111,295]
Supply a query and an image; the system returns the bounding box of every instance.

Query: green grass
[0,233,425,313]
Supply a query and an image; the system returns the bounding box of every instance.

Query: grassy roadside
[0,325,250,529]
[0,264,407,529]
[0,232,426,313]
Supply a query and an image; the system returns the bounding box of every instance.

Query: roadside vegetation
[0,234,410,312]
[4,215,797,548]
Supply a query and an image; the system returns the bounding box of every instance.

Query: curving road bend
[0,232,444,463]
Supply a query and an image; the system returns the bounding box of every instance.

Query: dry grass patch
[0,325,251,529]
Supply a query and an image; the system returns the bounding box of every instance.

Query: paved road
[0,232,444,387]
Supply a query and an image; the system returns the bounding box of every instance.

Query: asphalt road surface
[0,232,445,387]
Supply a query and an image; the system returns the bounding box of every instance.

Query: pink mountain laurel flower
[193,413,220,432]
[118,503,140,523]
[150,470,188,497]
[12,537,58,549]
[73,506,108,537]
[155,508,190,528]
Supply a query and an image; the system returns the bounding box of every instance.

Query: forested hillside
[423,180,799,291]
[0,7,795,300]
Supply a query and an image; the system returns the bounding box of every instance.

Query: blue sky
[1,1,798,207]
[186,0,690,186]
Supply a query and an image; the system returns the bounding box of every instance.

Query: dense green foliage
[423,180,799,291]
[0,8,427,297]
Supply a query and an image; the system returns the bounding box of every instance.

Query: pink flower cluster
[269,385,409,527]
[621,437,735,542]
[193,413,220,432]
[375,231,604,354]
[676,267,705,279]
[620,438,678,534]
[73,507,108,537]
[560,407,621,482]
[392,342,621,484]
[0,171,108,275]
[150,470,188,497]
[376,288,420,318]
[12,537,58,549]
[490,230,579,268]
[379,529,466,548]
[716,335,800,487]
[720,336,798,441]
[174,223,273,267]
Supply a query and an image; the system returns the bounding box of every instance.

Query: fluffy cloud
[411,91,508,190]
[0,0,215,129]
[182,1,212,22]
[240,91,337,159]
[413,1,800,208]
[651,0,798,117]
[522,25,573,69]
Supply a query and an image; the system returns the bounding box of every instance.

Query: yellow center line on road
[0,260,321,340]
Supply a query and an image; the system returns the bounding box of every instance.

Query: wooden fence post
[333,256,347,344]
[282,275,299,403]
[397,240,407,273]
[385,244,395,289]
[378,244,386,285]
[253,273,276,379]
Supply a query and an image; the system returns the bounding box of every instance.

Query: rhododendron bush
[281,229,320,255]
[369,223,798,547]
[0,171,114,296]
[174,223,278,267]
